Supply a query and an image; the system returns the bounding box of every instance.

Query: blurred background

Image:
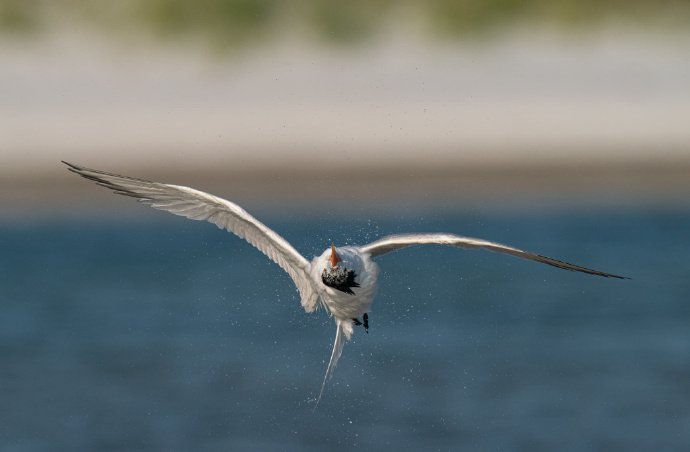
[2,0,690,205]
[1,1,689,451]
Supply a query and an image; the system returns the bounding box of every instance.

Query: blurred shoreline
[2,26,688,212]
[3,158,689,214]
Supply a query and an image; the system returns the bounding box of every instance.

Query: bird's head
[329,242,341,268]
[322,243,360,295]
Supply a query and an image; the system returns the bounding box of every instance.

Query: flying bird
[63,161,626,406]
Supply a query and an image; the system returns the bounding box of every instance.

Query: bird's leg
[351,314,369,333]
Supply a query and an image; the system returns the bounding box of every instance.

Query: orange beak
[329,243,341,267]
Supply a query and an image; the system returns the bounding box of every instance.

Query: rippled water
[1,204,688,451]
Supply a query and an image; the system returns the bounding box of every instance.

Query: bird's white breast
[310,247,379,320]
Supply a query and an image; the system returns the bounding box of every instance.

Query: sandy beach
[2,29,689,208]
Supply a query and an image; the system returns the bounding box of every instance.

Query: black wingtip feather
[62,161,156,200]
[536,253,629,280]
[62,161,156,184]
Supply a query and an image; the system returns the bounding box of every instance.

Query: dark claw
[352,314,369,333]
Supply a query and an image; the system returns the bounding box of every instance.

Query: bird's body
[313,246,379,324]
[63,162,626,406]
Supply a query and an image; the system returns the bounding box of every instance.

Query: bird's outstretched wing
[359,233,627,279]
[63,161,321,311]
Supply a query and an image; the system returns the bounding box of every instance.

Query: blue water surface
[1,203,689,451]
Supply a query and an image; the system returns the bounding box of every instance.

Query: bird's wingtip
[603,271,630,280]
[61,161,82,172]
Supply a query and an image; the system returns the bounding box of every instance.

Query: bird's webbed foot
[352,314,369,333]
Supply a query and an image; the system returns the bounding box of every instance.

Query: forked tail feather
[313,319,352,409]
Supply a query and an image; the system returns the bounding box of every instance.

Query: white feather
[64,162,626,408]
[63,162,322,311]
[313,319,351,409]
[360,233,626,279]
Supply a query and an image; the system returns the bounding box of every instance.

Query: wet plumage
[63,161,627,408]
[322,266,360,294]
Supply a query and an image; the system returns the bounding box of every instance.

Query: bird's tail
[314,319,353,409]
